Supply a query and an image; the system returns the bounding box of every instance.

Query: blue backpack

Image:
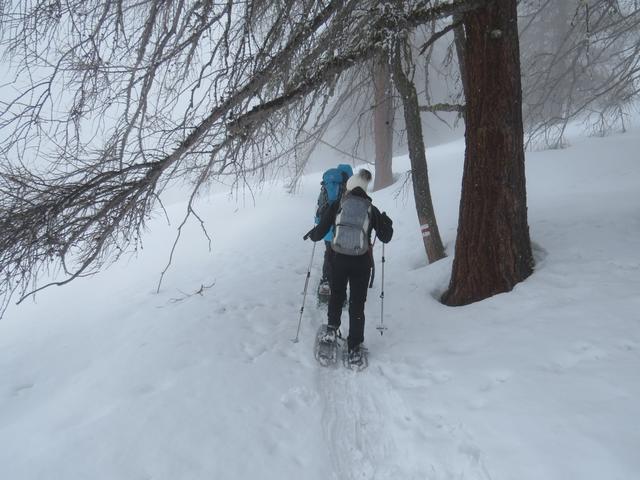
[315,164,353,241]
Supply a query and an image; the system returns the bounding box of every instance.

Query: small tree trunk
[373,52,394,191]
[391,40,445,263]
[442,0,533,306]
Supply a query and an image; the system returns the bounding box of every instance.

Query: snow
[1,125,640,480]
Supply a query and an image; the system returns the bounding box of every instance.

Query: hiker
[303,168,393,364]
[314,164,353,298]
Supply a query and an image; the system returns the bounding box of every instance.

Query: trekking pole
[293,241,317,343]
[376,243,387,335]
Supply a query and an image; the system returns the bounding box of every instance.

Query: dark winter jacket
[305,187,393,247]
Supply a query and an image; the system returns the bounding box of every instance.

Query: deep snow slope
[1,125,639,480]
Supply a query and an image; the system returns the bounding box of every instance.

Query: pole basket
[376,325,388,335]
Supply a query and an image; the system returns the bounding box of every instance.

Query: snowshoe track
[311,306,493,479]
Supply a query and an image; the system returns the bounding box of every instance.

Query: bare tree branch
[0,0,489,314]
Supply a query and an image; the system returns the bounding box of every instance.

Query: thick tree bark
[391,41,446,264]
[373,53,394,191]
[442,0,533,306]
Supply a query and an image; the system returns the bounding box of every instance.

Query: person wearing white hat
[345,168,372,192]
[304,168,393,367]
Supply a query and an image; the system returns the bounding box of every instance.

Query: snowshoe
[314,324,341,367]
[343,344,368,371]
[317,286,349,309]
[317,281,331,304]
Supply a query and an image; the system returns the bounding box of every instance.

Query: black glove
[377,212,393,243]
[303,228,314,241]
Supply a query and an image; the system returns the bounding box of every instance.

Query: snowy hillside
[1,125,639,480]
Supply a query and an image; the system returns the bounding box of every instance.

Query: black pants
[321,241,333,282]
[328,252,371,351]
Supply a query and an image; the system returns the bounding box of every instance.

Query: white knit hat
[346,169,372,192]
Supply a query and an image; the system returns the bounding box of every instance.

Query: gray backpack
[331,192,372,256]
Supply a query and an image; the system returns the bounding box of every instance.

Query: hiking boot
[318,281,331,296]
[348,344,364,365]
[320,325,339,344]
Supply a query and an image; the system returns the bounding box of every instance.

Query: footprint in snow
[280,386,317,412]
[618,340,639,352]
[479,369,512,392]
[241,342,268,362]
[546,341,608,372]
[11,383,34,396]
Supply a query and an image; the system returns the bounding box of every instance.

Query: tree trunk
[373,52,394,191]
[442,0,533,306]
[452,13,469,121]
[391,40,446,264]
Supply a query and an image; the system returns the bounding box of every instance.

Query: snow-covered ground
[1,124,639,480]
